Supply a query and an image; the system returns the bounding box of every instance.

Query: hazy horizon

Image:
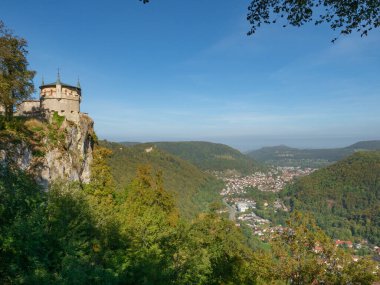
[103,135,380,152]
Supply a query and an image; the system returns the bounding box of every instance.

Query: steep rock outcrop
[0,113,94,188]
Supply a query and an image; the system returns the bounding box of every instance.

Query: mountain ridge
[99,140,223,219]
[282,150,380,244]
[120,140,259,174]
[247,140,380,167]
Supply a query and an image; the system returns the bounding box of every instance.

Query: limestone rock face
[0,141,33,171]
[0,114,94,188]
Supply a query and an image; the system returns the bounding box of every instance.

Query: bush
[52,112,65,128]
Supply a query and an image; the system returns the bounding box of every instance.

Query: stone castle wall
[1,81,82,123]
[16,100,41,116]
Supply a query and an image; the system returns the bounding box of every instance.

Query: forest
[1,7,380,284]
[282,151,380,244]
[99,140,224,219]
[0,144,378,284]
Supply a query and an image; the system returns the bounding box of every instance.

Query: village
[214,166,315,239]
[215,167,380,260]
[218,166,316,196]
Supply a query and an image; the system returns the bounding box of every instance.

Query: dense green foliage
[270,212,378,284]
[151,141,259,174]
[2,163,378,284]
[0,20,35,120]
[248,140,380,167]
[1,162,378,284]
[282,151,380,244]
[100,140,224,219]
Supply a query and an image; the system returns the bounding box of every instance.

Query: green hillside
[151,141,258,174]
[248,140,380,167]
[99,141,223,219]
[282,151,380,244]
[119,141,141,146]
[349,140,380,150]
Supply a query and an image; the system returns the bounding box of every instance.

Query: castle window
[61,110,65,113]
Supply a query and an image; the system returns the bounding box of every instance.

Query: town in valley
[214,166,380,260]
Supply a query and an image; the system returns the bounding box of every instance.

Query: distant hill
[282,151,380,244]
[99,141,223,219]
[247,140,380,167]
[349,140,380,150]
[119,141,141,146]
[151,141,259,174]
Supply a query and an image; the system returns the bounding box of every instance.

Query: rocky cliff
[0,113,95,188]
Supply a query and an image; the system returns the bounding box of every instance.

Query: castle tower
[39,72,81,122]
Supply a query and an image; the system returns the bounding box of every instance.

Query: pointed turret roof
[39,71,81,91]
[56,69,61,84]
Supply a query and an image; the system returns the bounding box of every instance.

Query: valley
[2,7,380,283]
[216,167,306,242]
[111,139,380,261]
[208,149,380,261]
[2,120,380,282]
[216,166,316,195]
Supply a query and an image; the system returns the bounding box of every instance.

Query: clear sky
[2,0,380,150]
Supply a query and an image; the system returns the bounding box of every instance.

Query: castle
[1,73,83,123]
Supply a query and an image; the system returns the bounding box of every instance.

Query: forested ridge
[1,123,379,284]
[100,140,224,219]
[248,140,380,167]
[283,151,380,244]
[1,8,380,284]
[1,145,378,284]
[151,141,259,174]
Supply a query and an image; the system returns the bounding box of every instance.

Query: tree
[116,165,179,284]
[140,1,379,41]
[86,146,116,197]
[0,20,35,120]
[0,165,47,283]
[182,213,258,285]
[247,0,380,41]
[270,212,379,284]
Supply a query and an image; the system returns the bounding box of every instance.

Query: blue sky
[2,0,380,150]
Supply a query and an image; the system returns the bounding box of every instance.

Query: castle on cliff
[2,72,83,122]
